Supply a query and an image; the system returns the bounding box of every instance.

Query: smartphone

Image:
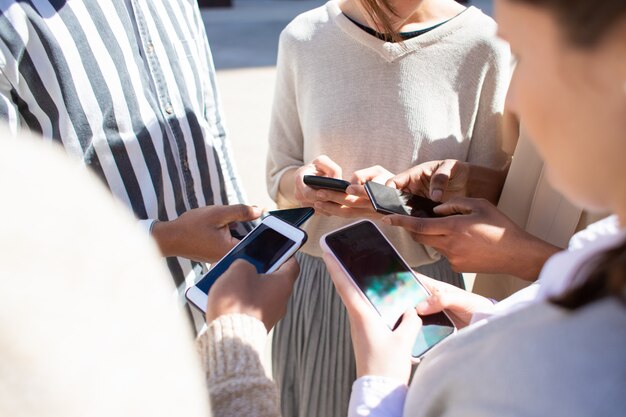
[186,216,307,313]
[364,181,441,218]
[262,207,315,227]
[303,175,351,193]
[320,220,455,360]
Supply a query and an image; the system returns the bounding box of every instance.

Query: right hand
[293,155,344,206]
[152,204,262,263]
[387,159,471,202]
[415,275,495,329]
[205,258,300,332]
[383,197,560,280]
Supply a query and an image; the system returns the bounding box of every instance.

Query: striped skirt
[272,252,463,417]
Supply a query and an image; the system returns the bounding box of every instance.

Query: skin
[205,258,300,332]
[152,204,262,263]
[324,0,626,384]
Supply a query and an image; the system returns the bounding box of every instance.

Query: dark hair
[509,0,626,47]
[553,239,626,310]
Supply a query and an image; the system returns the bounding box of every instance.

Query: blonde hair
[358,0,403,42]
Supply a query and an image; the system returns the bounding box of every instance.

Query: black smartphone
[321,220,456,360]
[187,216,308,313]
[364,181,441,218]
[303,175,351,193]
[263,207,315,227]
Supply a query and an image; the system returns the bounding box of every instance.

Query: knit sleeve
[266,29,304,202]
[197,314,280,417]
[466,41,512,170]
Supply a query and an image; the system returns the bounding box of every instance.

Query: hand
[314,165,394,219]
[205,258,300,332]
[387,160,471,202]
[415,276,495,329]
[382,197,561,281]
[322,252,421,383]
[152,204,262,263]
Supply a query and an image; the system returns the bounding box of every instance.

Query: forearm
[151,219,181,258]
[197,314,280,417]
[506,233,561,281]
[467,164,509,204]
[348,376,407,417]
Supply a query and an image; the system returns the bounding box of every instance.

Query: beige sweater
[0,130,279,417]
[267,1,511,265]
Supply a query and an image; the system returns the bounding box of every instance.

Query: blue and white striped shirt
[0,0,249,299]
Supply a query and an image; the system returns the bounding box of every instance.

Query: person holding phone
[0,130,296,417]
[266,0,512,414]
[323,0,626,415]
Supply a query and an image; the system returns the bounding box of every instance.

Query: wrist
[151,219,180,258]
[513,234,561,281]
[467,164,508,204]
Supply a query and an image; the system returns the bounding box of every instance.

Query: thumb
[211,204,263,226]
[429,161,455,202]
[394,308,422,341]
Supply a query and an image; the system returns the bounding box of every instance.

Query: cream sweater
[0,131,279,417]
[267,1,511,265]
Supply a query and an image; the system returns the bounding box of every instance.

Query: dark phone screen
[366,181,440,217]
[325,221,455,357]
[265,207,315,227]
[197,224,296,294]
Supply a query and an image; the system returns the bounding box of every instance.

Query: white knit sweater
[267,1,511,265]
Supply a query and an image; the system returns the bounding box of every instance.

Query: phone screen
[263,207,315,227]
[197,224,296,294]
[366,181,440,218]
[325,221,455,358]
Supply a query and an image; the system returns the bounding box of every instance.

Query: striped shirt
[0,0,249,305]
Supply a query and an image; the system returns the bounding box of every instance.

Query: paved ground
[203,0,493,212]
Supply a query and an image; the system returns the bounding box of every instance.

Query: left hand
[322,252,421,383]
[205,258,300,332]
[314,165,394,219]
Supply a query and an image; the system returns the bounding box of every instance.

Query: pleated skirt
[272,252,463,417]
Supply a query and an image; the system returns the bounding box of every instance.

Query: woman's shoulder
[280,1,335,44]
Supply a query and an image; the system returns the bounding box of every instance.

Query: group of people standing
[0,0,624,416]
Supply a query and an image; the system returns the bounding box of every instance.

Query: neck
[339,0,465,32]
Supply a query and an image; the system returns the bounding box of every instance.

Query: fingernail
[431,190,443,202]
[416,301,429,312]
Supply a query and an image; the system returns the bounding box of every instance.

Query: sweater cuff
[348,376,408,417]
[204,314,268,381]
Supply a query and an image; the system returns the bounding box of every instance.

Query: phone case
[319,220,456,363]
[303,175,351,192]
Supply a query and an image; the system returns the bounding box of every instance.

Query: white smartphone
[186,215,307,314]
[320,220,456,361]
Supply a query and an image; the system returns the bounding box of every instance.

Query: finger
[314,201,380,219]
[261,257,300,300]
[316,190,371,208]
[416,290,467,316]
[394,308,422,341]
[211,204,263,225]
[351,165,393,185]
[382,214,453,236]
[312,155,343,178]
[429,160,455,202]
[322,252,377,319]
[386,165,431,194]
[433,197,481,216]
[345,184,369,198]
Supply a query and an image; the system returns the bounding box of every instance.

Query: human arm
[198,258,300,417]
[321,251,422,417]
[383,197,561,281]
[151,204,262,263]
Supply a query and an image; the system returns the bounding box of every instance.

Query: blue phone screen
[196,224,295,294]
